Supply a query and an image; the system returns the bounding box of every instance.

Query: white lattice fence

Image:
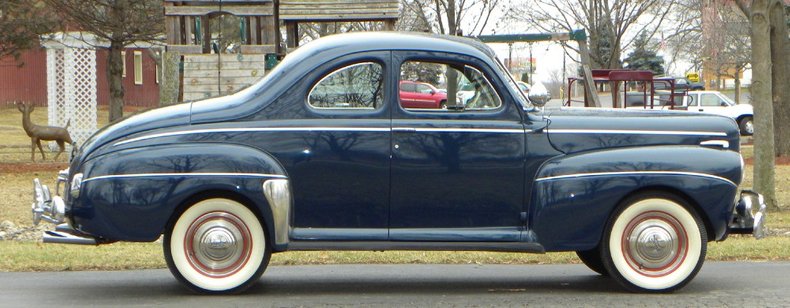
[46,47,98,149]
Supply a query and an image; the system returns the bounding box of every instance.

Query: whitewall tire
[602,192,707,292]
[164,198,270,294]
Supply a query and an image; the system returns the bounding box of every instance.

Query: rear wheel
[576,246,608,276]
[439,100,447,109]
[601,192,707,292]
[164,198,270,294]
[739,116,753,136]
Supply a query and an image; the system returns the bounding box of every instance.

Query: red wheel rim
[621,210,688,277]
[183,211,253,278]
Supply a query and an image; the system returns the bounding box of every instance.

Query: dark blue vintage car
[31,32,765,294]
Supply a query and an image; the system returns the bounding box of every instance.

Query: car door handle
[699,109,704,112]
[392,127,416,132]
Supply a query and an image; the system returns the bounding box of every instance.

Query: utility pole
[507,42,513,71]
[528,43,533,84]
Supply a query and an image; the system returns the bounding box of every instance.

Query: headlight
[70,173,83,199]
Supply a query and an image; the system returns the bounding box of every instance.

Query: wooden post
[202,15,211,53]
[384,19,396,31]
[286,21,298,49]
[578,40,601,107]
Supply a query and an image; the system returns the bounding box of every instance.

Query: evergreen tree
[623,32,665,75]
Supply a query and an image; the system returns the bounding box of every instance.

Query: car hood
[543,107,741,154]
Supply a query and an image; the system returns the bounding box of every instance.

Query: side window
[399,60,501,111]
[308,62,383,109]
[700,93,722,107]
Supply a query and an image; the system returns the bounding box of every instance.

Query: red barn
[0,45,160,108]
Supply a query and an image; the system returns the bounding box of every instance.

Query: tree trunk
[447,0,457,35]
[749,0,779,211]
[769,0,790,157]
[107,41,125,122]
[734,72,741,104]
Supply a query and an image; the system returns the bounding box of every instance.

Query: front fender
[530,145,742,251]
[71,143,288,250]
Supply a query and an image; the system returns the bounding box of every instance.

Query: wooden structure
[280,0,399,48]
[163,0,399,101]
[164,0,278,54]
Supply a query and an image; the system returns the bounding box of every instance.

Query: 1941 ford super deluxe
[31,32,765,294]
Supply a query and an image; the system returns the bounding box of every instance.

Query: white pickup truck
[626,90,754,136]
[681,91,753,136]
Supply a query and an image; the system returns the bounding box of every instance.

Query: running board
[287,241,545,253]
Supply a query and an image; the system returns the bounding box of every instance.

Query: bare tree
[0,1,57,60]
[735,0,778,211]
[401,0,504,36]
[510,0,674,69]
[45,0,163,122]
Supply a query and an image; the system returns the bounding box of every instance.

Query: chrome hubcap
[185,212,252,278]
[623,211,686,277]
[745,120,754,134]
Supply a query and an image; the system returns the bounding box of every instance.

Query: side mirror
[528,83,551,108]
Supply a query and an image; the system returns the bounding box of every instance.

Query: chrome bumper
[729,190,767,239]
[32,169,97,245]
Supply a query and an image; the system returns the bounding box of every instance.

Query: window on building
[155,51,160,84]
[133,51,143,85]
[121,51,127,77]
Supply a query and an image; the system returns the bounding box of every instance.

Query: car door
[262,52,392,241]
[389,51,526,242]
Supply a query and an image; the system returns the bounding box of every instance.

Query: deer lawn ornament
[16,102,73,161]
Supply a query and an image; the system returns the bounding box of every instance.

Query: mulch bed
[744,156,790,166]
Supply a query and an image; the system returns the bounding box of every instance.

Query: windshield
[493,57,532,109]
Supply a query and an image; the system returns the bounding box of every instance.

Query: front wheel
[602,192,707,292]
[164,198,270,294]
[739,116,754,136]
[576,246,608,276]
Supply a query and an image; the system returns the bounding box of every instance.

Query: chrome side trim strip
[402,127,524,134]
[114,127,391,146]
[116,126,525,146]
[263,179,292,246]
[535,171,736,186]
[544,128,728,137]
[700,140,730,148]
[82,172,287,183]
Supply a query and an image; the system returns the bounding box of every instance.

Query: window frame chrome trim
[535,171,736,186]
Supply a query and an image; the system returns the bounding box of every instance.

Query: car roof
[286,32,499,66]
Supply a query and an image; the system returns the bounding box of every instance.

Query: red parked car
[399,80,447,109]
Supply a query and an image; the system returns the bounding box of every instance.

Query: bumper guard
[728,190,767,239]
[32,170,98,245]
